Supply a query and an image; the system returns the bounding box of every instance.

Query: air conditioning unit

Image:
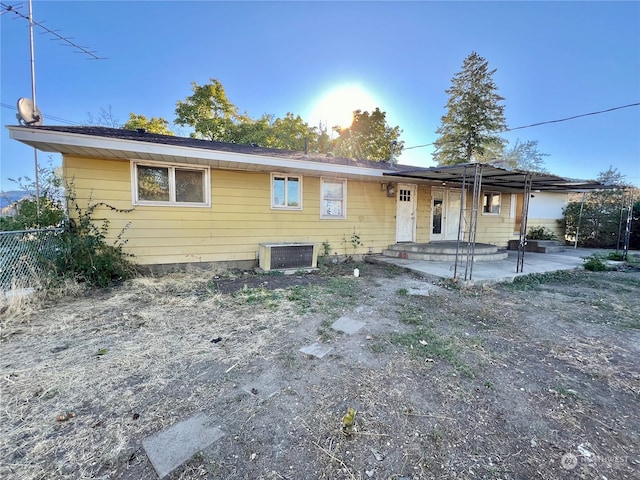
[258,243,318,271]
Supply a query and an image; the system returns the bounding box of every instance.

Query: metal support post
[463,163,482,281]
[516,173,532,273]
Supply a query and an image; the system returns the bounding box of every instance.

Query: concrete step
[382,248,508,262]
[507,239,566,253]
[535,244,566,253]
[386,242,499,256]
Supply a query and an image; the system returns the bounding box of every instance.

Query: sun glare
[309,85,378,131]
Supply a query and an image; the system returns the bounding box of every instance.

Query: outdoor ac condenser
[258,243,318,271]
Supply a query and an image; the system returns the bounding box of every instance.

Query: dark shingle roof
[12,125,399,172]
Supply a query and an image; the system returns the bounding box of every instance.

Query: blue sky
[1,0,639,191]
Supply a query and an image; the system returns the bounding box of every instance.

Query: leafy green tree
[266,113,322,151]
[173,77,402,160]
[562,167,632,248]
[332,108,404,161]
[230,113,321,151]
[123,113,174,135]
[489,139,548,172]
[433,52,507,165]
[174,78,247,141]
[0,161,64,230]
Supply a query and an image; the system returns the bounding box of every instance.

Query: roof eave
[7,126,393,179]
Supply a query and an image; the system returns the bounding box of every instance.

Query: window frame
[270,173,303,210]
[320,177,347,220]
[482,191,501,215]
[131,161,210,207]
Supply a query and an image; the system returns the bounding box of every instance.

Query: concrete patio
[367,247,616,286]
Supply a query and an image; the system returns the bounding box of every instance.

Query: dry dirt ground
[1,260,639,480]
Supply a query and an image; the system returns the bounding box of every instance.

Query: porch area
[367,247,606,286]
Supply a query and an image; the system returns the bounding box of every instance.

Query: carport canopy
[384,163,613,192]
[383,162,617,280]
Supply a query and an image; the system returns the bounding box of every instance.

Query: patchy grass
[316,319,335,343]
[397,302,427,325]
[286,284,318,314]
[232,285,282,307]
[506,270,581,291]
[1,263,638,480]
[389,327,474,377]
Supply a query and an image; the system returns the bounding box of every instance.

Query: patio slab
[142,412,224,479]
[242,371,281,400]
[300,342,332,358]
[367,248,602,286]
[332,316,365,334]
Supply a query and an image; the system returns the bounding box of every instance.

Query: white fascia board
[8,127,389,178]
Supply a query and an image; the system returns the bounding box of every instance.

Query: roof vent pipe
[304,137,308,155]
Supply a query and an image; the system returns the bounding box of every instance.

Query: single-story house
[7,125,606,272]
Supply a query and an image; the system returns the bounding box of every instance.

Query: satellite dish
[16,97,43,126]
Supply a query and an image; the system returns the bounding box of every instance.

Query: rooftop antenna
[27,0,41,214]
[2,0,105,219]
[14,0,44,215]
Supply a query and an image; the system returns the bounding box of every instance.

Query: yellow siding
[475,194,515,247]
[416,185,432,242]
[63,156,398,265]
[63,155,566,265]
[526,219,564,239]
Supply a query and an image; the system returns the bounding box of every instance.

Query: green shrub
[56,188,136,287]
[583,254,609,272]
[527,226,556,240]
[606,251,624,261]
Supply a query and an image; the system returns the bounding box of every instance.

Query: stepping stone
[299,342,332,358]
[142,412,224,479]
[408,286,432,296]
[332,316,365,335]
[242,372,281,400]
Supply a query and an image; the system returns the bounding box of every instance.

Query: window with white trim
[133,162,210,206]
[482,191,501,215]
[321,178,347,219]
[271,174,302,209]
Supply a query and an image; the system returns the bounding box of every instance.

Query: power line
[405,102,640,150]
[1,102,81,125]
[1,2,106,60]
[507,102,640,131]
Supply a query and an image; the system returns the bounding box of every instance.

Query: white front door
[431,190,444,240]
[431,189,461,241]
[396,184,417,242]
[445,189,461,240]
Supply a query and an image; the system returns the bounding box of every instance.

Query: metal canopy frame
[619,188,635,261]
[384,164,611,193]
[517,173,533,273]
[453,164,483,281]
[384,163,616,281]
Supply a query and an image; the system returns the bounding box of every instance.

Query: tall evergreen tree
[488,139,548,172]
[433,52,507,165]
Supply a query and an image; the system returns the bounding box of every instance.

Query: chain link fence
[0,228,65,291]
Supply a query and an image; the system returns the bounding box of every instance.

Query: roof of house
[7,125,400,180]
[7,125,612,191]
